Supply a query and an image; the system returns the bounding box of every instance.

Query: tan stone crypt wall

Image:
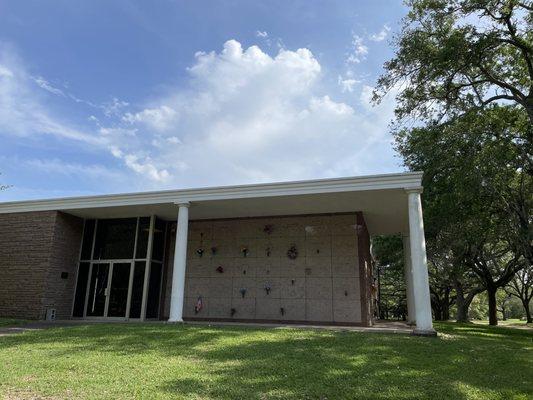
[162,213,367,324]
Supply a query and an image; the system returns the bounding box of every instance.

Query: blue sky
[0,0,408,201]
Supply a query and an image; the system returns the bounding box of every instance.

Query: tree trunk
[522,300,532,323]
[525,98,533,130]
[455,281,470,322]
[442,289,450,321]
[487,286,498,326]
[456,301,469,322]
[431,294,443,321]
[434,306,443,321]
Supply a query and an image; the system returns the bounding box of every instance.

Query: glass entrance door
[85,262,132,318]
[107,263,132,317]
[87,263,110,317]
[74,217,167,321]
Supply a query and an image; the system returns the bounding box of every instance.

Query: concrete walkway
[0,319,413,336]
[0,321,81,337]
[184,320,413,334]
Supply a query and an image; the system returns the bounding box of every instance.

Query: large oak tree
[375,0,533,128]
[397,105,531,324]
[375,0,532,325]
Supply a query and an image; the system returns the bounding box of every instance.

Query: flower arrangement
[196,248,204,257]
[239,288,247,298]
[241,246,249,257]
[287,245,298,260]
[216,265,224,273]
[263,224,274,235]
[264,284,272,295]
[194,296,203,314]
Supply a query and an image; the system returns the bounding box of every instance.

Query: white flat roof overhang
[0,172,423,236]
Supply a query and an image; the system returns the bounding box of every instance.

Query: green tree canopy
[371,235,407,320]
[375,0,533,126]
[396,105,531,324]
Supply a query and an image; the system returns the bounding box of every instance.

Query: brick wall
[41,212,84,319]
[0,211,83,319]
[162,213,372,325]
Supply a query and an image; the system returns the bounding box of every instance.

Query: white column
[402,236,416,325]
[406,188,435,335]
[168,202,190,322]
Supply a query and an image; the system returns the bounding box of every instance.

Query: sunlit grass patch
[0,322,531,399]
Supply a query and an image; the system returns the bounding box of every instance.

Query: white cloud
[346,34,368,64]
[0,65,14,78]
[102,97,129,117]
[360,84,377,111]
[31,76,66,97]
[337,75,360,93]
[123,105,178,131]
[99,126,137,137]
[256,31,268,38]
[0,39,399,191]
[0,48,103,145]
[369,24,391,42]
[23,158,123,180]
[309,95,354,116]
[122,153,170,182]
[99,39,397,186]
[31,73,100,109]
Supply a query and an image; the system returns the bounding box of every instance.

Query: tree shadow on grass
[0,323,531,400]
[158,327,532,400]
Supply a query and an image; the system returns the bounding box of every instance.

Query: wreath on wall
[263,224,274,235]
[287,245,298,260]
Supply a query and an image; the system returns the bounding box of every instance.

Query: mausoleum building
[0,172,435,335]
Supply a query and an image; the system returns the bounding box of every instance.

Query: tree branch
[478,63,527,101]
[480,94,517,106]
[518,2,533,12]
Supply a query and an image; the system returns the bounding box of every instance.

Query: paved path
[184,320,414,334]
[0,319,413,336]
[0,321,83,337]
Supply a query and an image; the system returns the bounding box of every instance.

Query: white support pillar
[168,202,190,322]
[402,236,416,325]
[406,188,436,335]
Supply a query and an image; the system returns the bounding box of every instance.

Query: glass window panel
[80,220,95,260]
[86,263,109,317]
[146,262,163,319]
[151,218,166,262]
[129,261,146,319]
[93,218,137,260]
[72,262,90,317]
[107,263,131,318]
[135,217,150,259]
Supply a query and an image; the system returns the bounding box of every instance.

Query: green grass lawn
[472,318,532,328]
[0,322,531,400]
[0,318,27,327]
